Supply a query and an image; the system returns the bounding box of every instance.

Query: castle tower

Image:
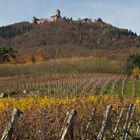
[32,16,36,24]
[49,9,62,22]
[56,9,61,18]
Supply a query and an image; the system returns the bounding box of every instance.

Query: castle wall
[32,9,61,24]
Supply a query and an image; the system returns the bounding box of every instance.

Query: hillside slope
[0,19,140,59]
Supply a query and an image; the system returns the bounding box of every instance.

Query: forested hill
[0,22,33,39]
[0,19,140,50]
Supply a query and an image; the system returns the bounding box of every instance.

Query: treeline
[0,22,33,39]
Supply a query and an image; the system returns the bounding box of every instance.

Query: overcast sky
[0,0,140,34]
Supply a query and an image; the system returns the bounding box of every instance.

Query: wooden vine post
[121,77,127,97]
[83,108,96,140]
[97,105,112,140]
[111,107,124,139]
[121,104,136,140]
[136,120,140,135]
[1,108,22,140]
[60,109,77,140]
[111,79,117,95]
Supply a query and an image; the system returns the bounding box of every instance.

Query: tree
[34,48,46,63]
[0,46,17,63]
[97,18,103,23]
[125,53,140,75]
[24,54,35,64]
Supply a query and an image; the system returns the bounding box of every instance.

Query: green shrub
[125,53,140,75]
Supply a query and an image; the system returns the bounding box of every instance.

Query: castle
[32,9,61,24]
[49,9,61,22]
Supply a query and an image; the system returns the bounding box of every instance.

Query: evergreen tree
[0,46,17,63]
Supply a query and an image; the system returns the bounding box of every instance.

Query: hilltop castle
[49,9,61,22]
[32,9,62,24]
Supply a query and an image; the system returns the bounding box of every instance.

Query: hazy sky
[0,0,140,34]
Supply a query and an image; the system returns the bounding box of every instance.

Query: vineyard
[0,73,140,140]
[0,73,139,98]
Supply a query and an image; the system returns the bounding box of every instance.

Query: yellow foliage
[132,67,140,79]
[24,55,34,64]
[35,48,46,63]
[0,96,139,112]
[10,58,17,64]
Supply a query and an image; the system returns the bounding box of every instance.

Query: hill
[0,19,140,60]
[0,22,33,39]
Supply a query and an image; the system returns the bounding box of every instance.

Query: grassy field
[0,56,121,77]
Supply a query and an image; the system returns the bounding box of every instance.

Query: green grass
[120,80,140,97]
[105,83,113,95]
[117,81,123,96]
[135,80,140,97]
[112,80,140,97]
[125,80,133,97]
